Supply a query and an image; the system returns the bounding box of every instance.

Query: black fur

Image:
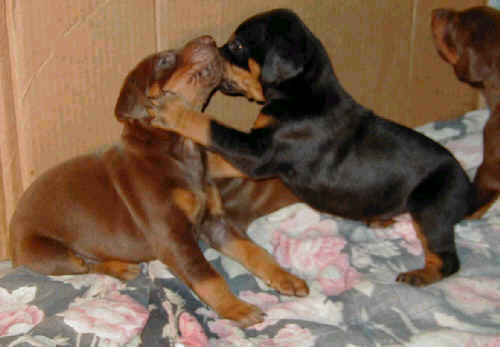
[212,9,474,281]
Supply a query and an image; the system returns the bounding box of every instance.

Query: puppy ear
[115,51,176,122]
[261,48,304,85]
[115,82,154,122]
[454,47,491,83]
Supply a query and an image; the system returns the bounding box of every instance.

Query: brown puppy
[9,36,307,327]
[432,6,500,217]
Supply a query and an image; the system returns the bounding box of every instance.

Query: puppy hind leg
[397,166,465,286]
[13,235,89,276]
[87,260,141,281]
[396,218,459,286]
[13,234,140,281]
[156,217,264,327]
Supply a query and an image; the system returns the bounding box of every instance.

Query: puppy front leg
[201,217,309,297]
[149,93,276,179]
[154,219,264,327]
[470,113,500,217]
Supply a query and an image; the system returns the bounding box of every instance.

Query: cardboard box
[0,0,483,259]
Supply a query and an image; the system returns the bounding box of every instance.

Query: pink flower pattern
[374,214,422,255]
[58,291,148,345]
[271,207,360,295]
[178,312,209,347]
[0,287,44,337]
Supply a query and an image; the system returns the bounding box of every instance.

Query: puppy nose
[198,35,216,47]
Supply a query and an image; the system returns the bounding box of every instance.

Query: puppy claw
[267,270,309,297]
[396,269,442,287]
[367,219,396,229]
[220,301,265,328]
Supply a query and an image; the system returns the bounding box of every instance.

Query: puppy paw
[116,263,142,281]
[90,261,141,281]
[396,269,442,287]
[266,268,309,297]
[366,218,396,228]
[219,300,265,328]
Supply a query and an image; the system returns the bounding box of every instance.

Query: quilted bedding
[1,109,499,347]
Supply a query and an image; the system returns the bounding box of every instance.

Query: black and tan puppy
[149,9,475,286]
[432,6,500,217]
[9,36,307,327]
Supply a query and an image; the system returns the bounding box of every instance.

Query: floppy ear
[261,47,304,85]
[115,51,177,122]
[115,81,156,122]
[454,46,492,84]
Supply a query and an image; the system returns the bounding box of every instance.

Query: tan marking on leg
[396,220,444,286]
[221,238,309,297]
[223,58,265,102]
[193,276,264,327]
[171,188,203,224]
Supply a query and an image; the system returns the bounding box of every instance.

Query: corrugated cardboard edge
[0,1,23,259]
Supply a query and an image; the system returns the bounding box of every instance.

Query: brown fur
[432,6,500,216]
[396,221,445,286]
[9,36,306,327]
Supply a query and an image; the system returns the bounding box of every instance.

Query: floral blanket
[1,109,500,347]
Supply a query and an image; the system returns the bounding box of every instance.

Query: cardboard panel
[157,1,482,129]
[310,1,414,124]
[6,0,157,187]
[0,0,20,259]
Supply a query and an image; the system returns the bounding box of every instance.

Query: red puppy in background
[432,6,500,217]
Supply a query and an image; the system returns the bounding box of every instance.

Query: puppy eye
[157,53,176,69]
[228,39,244,53]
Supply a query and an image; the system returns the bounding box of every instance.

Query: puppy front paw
[266,268,309,297]
[218,300,265,328]
[396,269,442,287]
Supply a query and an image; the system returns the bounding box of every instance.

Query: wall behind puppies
[0,0,483,260]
